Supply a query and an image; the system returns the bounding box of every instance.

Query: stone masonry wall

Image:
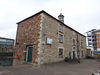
[39,13,86,64]
[15,11,86,65]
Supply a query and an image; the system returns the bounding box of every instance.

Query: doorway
[72,47,76,59]
[73,51,75,59]
[26,46,33,62]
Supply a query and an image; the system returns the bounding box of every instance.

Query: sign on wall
[46,38,53,44]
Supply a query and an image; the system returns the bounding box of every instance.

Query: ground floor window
[59,48,63,58]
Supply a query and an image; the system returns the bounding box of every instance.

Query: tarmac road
[0,59,99,75]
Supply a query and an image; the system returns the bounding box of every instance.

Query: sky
[0,0,100,39]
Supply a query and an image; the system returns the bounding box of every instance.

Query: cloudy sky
[0,0,100,39]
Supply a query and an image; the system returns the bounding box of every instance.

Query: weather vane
[60,8,62,14]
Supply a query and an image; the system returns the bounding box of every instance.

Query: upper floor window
[59,24,63,32]
[59,34,63,43]
[73,31,75,35]
[80,41,83,48]
[72,39,76,46]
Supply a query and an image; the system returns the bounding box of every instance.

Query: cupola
[58,13,64,23]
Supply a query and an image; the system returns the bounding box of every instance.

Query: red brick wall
[15,14,41,63]
[96,34,100,48]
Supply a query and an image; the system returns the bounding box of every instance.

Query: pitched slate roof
[17,10,85,37]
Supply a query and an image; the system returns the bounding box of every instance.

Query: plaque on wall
[46,38,53,44]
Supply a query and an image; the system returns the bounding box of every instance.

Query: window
[72,39,75,46]
[80,41,83,48]
[73,31,75,35]
[88,42,92,45]
[59,24,63,32]
[59,48,63,57]
[59,34,63,43]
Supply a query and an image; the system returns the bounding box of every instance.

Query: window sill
[59,31,63,33]
[59,42,63,43]
[59,56,63,58]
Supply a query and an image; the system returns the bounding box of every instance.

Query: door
[26,46,33,62]
[73,51,75,59]
[72,47,76,59]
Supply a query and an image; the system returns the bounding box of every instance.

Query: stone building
[15,10,86,65]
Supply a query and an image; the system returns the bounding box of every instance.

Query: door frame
[26,46,33,62]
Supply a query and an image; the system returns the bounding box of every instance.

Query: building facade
[15,10,86,65]
[86,29,97,50]
[95,29,100,50]
[0,37,14,66]
[86,29,100,51]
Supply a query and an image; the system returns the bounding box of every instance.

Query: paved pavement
[0,59,99,75]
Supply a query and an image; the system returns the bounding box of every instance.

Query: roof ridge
[17,10,85,37]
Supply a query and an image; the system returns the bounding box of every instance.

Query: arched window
[80,41,83,48]
[73,39,75,46]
